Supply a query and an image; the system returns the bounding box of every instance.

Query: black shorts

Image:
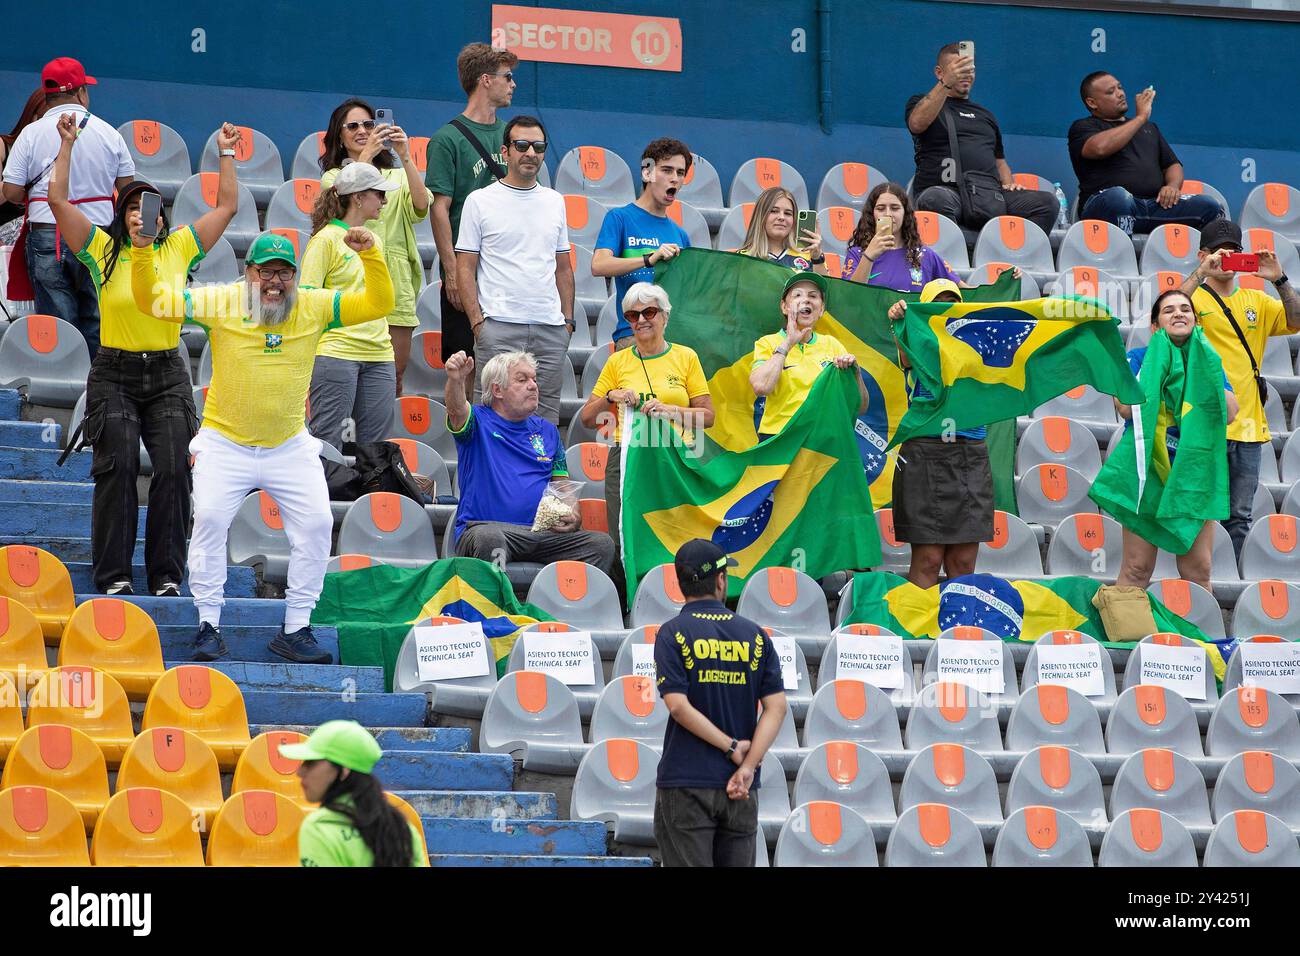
[439,268,474,363]
[892,436,994,546]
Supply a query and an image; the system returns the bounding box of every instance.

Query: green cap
[278,720,382,774]
[245,232,298,268]
[782,270,829,306]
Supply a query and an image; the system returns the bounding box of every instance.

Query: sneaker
[269,624,332,665]
[105,580,134,596]
[154,582,181,598]
[192,622,228,662]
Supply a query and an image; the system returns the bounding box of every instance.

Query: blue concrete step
[94,595,288,627]
[252,726,470,753]
[243,690,427,729]
[0,421,62,449]
[0,447,90,481]
[158,625,340,665]
[377,751,512,791]
[393,790,557,820]
[68,562,258,598]
[0,479,93,505]
[429,854,652,867]
[0,536,144,565]
[0,502,145,538]
[0,390,24,421]
[420,818,608,856]
[167,661,386,694]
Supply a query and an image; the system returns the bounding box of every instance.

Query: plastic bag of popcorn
[531,478,583,532]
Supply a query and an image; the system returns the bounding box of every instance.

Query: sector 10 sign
[492,4,683,72]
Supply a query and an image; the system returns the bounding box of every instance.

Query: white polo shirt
[455,179,570,326]
[3,106,134,225]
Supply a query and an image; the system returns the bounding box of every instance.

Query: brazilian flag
[312,558,553,690]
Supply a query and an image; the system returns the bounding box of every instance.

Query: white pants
[188,427,332,631]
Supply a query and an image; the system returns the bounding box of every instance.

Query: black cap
[673,539,738,584]
[114,179,161,214]
[1199,218,1242,252]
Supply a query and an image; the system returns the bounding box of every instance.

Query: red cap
[42,57,96,94]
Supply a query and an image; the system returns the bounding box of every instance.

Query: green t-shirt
[298,802,429,868]
[425,114,506,257]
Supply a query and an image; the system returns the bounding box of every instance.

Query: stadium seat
[26,666,134,764]
[1240,183,1300,242]
[1265,338,1296,383]
[403,330,448,401]
[0,672,22,763]
[336,492,436,568]
[1212,751,1300,826]
[1032,384,1118,426]
[1205,809,1300,867]
[816,628,916,702]
[416,280,442,334]
[388,438,450,494]
[116,726,223,826]
[562,195,609,249]
[0,314,91,407]
[1105,685,1203,757]
[570,738,657,844]
[171,173,261,256]
[1232,579,1300,643]
[914,210,970,270]
[1245,227,1300,279]
[1222,635,1296,702]
[966,261,1041,298]
[904,681,1002,752]
[792,742,896,825]
[563,443,609,500]
[885,803,986,867]
[188,234,238,285]
[227,491,291,586]
[1005,685,1105,753]
[1121,632,1219,702]
[610,626,657,679]
[553,147,636,205]
[1017,416,1102,481]
[665,200,711,251]
[874,507,911,573]
[57,598,164,700]
[736,566,831,638]
[900,743,1002,825]
[0,596,48,689]
[1017,467,1099,531]
[1137,223,1200,276]
[757,749,792,837]
[774,801,878,867]
[231,730,310,807]
[265,178,320,235]
[729,157,809,209]
[1058,219,1139,278]
[676,154,726,227]
[1046,266,1130,323]
[977,509,1044,576]
[992,806,1094,867]
[589,675,667,745]
[1022,628,1117,702]
[1046,513,1122,576]
[1099,807,1197,867]
[816,206,857,258]
[290,131,325,180]
[1147,579,1225,639]
[142,665,251,770]
[390,396,456,474]
[481,671,585,771]
[206,790,306,866]
[816,162,890,212]
[528,561,623,636]
[1180,179,1230,217]
[326,554,386,575]
[0,725,109,830]
[972,216,1056,278]
[387,792,429,860]
[715,202,754,252]
[1207,686,1300,757]
[117,119,192,202]
[0,787,90,866]
[199,125,285,206]
[0,547,74,642]
[1005,745,1106,825]
[506,624,604,719]
[630,563,686,627]
[1110,748,1211,826]
[579,343,615,398]
[90,788,204,867]
[921,626,1018,705]
[801,679,903,750]
[196,340,213,387]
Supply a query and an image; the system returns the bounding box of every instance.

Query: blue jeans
[1224,439,1262,558]
[24,224,100,358]
[1081,187,1223,237]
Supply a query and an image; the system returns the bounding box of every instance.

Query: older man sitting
[445,349,616,573]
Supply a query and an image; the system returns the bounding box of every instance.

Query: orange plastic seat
[0,786,90,866]
[58,598,164,700]
[0,546,74,642]
[387,792,428,859]
[117,728,224,825]
[205,790,306,866]
[25,666,134,765]
[232,730,311,807]
[0,596,48,691]
[142,666,251,770]
[0,724,109,830]
[90,787,204,866]
[0,671,23,763]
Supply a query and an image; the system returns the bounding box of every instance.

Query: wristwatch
[219,148,236,158]
[1273,272,1290,288]
[723,738,738,758]
[642,253,654,269]
[809,255,826,265]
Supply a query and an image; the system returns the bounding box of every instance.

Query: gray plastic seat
[1204,810,1300,867]
[899,743,1003,825]
[391,395,456,479]
[1240,515,1300,582]
[992,806,1094,867]
[403,331,448,400]
[611,626,658,679]
[552,147,635,205]
[265,178,319,235]
[885,804,986,867]
[764,635,814,723]
[0,315,90,407]
[1005,685,1105,753]
[736,566,831,639]
[561,194,609,249]
[1146,578,1226,639]
[666,199,711,249]
[1046,513,1122,576]
[1138,223,1201,275]
[1022,629,1116,703]
[1282,431,1300,482]
[588,676,668,746]
[1017,466,1099,531]
[336,492,436,568]
[817,629,916,703]
[1212,751,1300,826]
[874,507,912,573]
[1098,808,1197,867]
[393,617,497,717]
[672,153,725,227]
[1005,746,1106,826]
[1058,219,1139,278]
[1110,748,1211,826]
[801,680,903,750]
[976,510,1043,576]
[792,742,896,826]
[921,627,1018,706]
[171,173,261,256]
[325,553,387,575]
[387,439,451,495]
[188,235,238,285]
[290,131,325,180]
[905,681,1002,752]
[227,490,291,585]
[729,156,809,208]
[1121,633,1219,702]
[482,671,586,772]
[1016,416,1102,481]
[1045,267,1129,323]
[1240,182,1300,242]
[816,205,857,258]
[630,564,686,628]
[117,120,192,201]
[564,443,609,500]
[570,738,657,844]
[197,339,213,387]
[1224,635,1300,703]
[525,561,624,634]
[968,263,1042,298]
[915,209,970,270]
[415,281,441,333]
[507,623,605,720]
[972,215,1056,278]
[816,161,890,211]
[568,243,607,328]
[715,203,753,252]
[757,750,792,839]
[1032,384,1118,427]
[1105,685,1203,756]
[579,344,614,397]
[199,125,284,206]
[1207,687,1300,757]
[774,801,878,867]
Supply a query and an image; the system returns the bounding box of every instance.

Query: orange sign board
[492,4,682,72]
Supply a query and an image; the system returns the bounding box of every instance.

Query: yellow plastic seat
[26,666,135,765]
[232,730,311,807]
[0,671,23,763]
[90,787,204,866]
[58,598,164,700]
[0,596,48,691]
[0,725,109,830]
[205,790,306,866]
[0,786,90,866]
[387,791,428,859]
[117,728,224,826]
[0,546,75,643]
[142,666,250,771]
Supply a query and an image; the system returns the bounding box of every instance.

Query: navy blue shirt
[654,599,785,789]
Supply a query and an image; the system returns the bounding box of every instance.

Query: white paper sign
[769,634,799,691]
[524,632,597,686]
[835,634,907,690]
[935,638,1006,695]
[1239,642,1300,696]
[1034,642,1106,698]
[630,642,657,678]
[414,622,492,683]
[1138,642,1207,701]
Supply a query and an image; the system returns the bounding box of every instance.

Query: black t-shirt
[1068,116,1179,211]
[905,95,1005,193]
[653,598,785,789]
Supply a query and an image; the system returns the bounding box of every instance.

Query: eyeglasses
[485,71,515,82]
[509,140,547,154]
[342,120,376,132]
[253,266,295,282]
[623,306,662,323]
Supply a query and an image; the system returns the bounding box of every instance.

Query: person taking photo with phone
[734,186,828,275]
[843,183,969,292]
[51,116,241,597]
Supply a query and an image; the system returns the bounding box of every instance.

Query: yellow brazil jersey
[751,331,847,435]
[590,343,709,443]
[76,225,203,352]
[1191,286,1289,443]
[302,220,393,362]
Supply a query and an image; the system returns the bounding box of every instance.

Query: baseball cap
[42,57,96,93]
[782,270,830,306]
[920,278,963,304]
[1199,218,1242,252]
[674,539,738,585]
[333,161,400,196]
[278,720,382,774]
[245,232,298,268]
[115,180,161,213]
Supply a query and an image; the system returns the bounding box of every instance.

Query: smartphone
[796,209,816,238]
[876,216,893,238]
[138,191,162,241]
[1220,252,1259,273]
[373,108,396,154]
[958,40,975,62]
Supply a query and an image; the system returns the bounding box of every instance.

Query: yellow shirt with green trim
[751,330,848,435]
[1191,285,1290,443]
[131,242,395,448]
[591,342,710,444]
[303,219,393,362]
[76,225,204,352]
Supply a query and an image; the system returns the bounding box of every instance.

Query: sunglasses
[623,306,662,323]
[485,71,515,82]
[509,140,547,154]
[253,266,295,282]
[343,120,377,132]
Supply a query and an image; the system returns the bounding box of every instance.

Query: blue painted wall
[2,0,1297,213]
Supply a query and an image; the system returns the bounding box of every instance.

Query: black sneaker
[154,582,181,598]
[269,625,332,665]
[192,622,228,662]
[105,580,134,596]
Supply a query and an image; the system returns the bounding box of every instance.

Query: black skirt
[891,437,995,545]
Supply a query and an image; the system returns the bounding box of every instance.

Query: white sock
[283,609,312,633]
[196,606,222,629]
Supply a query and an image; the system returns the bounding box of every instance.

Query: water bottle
[1053,182,1069,230]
